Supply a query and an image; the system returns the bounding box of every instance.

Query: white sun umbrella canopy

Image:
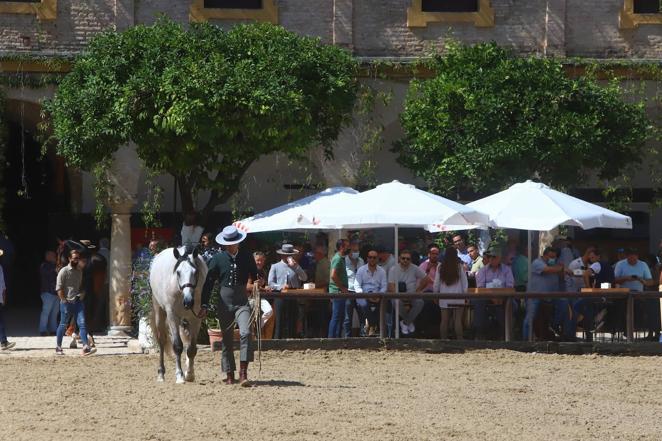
[467,180,632,231]
[468,179,632,339]
[299,180,489,230]
[297,180,489,339]
[233,187,359,233]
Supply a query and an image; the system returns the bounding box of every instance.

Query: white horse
[149,246,208,384]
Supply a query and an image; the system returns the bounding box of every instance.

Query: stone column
[108,199,135,336]
[106,145,142,336]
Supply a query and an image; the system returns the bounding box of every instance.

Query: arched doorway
[1,99,67,314]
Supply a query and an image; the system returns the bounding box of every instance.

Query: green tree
[44,18,358,223]
[395,42,652,199]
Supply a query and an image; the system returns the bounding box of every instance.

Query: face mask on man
[547,258,556,266]
[350,251,360,259]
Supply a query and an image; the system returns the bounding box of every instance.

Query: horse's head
[173,247,200,310]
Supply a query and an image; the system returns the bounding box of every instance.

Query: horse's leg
[183,318,199,382]
[154,305,166,382]
[166,312,185,384]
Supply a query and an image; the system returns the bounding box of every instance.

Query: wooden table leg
[379,299,386,339]
[505,298,513,342]
[626,294,634,343]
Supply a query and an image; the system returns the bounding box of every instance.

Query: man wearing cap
[268,243,308,338]
[200,225,258,386]
[614,248,658,339]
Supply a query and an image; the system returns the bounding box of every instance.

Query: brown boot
[239,361,251,387]
[223,371,235,385]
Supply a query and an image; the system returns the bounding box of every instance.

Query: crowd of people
[2,220,661,358]
[187,228,662,343]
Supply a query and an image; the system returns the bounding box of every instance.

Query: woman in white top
[434,247,468,340]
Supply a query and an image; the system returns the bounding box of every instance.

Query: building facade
[0,0,660,325]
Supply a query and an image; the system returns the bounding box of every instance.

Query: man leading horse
[199,225,258,387]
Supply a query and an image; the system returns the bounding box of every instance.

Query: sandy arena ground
[1,348,661,441]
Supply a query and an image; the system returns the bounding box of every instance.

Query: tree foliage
[396,42,652,199]
[44,18,358,222]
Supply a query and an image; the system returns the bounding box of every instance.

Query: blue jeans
[553,298,574,339]
[523,299,542,341]
[343,298,368,337]
[56,300,89,348]
[40,292,59,333]
[0,304,7,344]
[328,298,345,338]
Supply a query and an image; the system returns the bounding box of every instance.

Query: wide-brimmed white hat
[216,225,247,246]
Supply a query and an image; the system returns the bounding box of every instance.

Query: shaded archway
[2,99,67,310]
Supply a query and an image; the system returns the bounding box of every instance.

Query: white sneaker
[408,322,416,334]
[399,320,410,335]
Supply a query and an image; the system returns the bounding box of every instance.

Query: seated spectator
[387,250,427,336]
[614,248,657,340]
[354,248,387,337]
[247,251,273,328]
[473,248,514,339]
[566,246,601,341]
[523,247,566,341]
[434,247,468,340]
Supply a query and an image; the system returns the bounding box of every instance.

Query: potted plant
[203,284,222,351]
[131,250,156,352]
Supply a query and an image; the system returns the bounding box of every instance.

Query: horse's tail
[150,299,174,358]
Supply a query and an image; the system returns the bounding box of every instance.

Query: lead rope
[250,282,263,377]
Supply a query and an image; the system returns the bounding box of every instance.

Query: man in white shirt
[566,246,601,341]
[181,212,204,248]
[344,239,365,337]
[354,248,387,337]
[387,250,428,336]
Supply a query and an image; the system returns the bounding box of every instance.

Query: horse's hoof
[185,372,195,382]
[176,375,186,384]
[156,375,165,383]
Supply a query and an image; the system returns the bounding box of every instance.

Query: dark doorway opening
[2,116,59,309]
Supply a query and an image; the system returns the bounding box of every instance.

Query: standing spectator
[467,243,484,288]
[474,248,514,339]
[451,234,472,269]
[434,247,468,340]
[181,212,204,247]
[200,232,220,263]
[55,249,96,356]
[507,240,529,292]
[614,248,657,339]
[354,247,387,337]
[269,243,307,338]
[523,247,566,341]
[39,250,59,336]
[344,238,365,337]
[308,245,330,337]
[419,245,441,293]
[387,250,427,336]
[328,239,349,338]
[0,250,15,350]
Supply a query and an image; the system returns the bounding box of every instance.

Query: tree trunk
[178,177,195,215]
